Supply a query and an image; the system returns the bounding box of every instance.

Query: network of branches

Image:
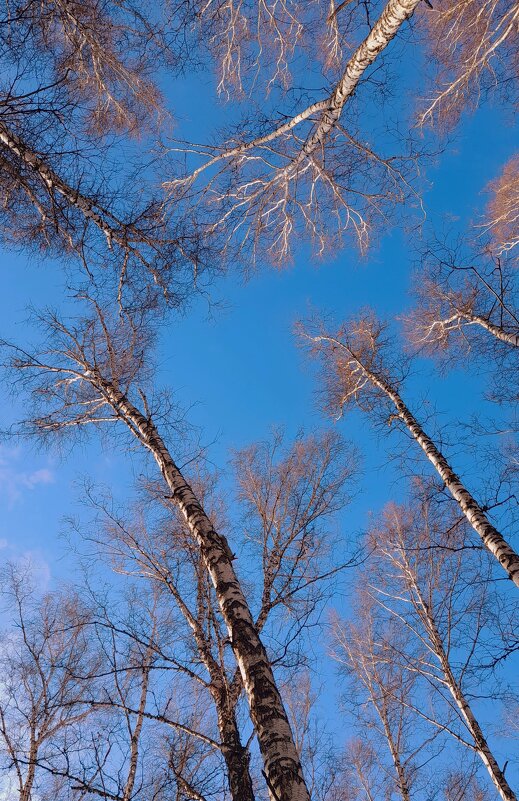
[0,2,518,801]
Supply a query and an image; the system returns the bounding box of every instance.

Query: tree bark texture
[368,367,519,587]
[95,374,310,801]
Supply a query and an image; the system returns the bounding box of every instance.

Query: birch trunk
[379,712,411,801]
[290,0,420,169]
[20,734,38,801]
[169,0,421,188]
[122,645,153,801]
[217,703,255,801]
[357,362,519,587]
[458,309,519,348]
[158,541,255,800]
[94,374,310,801]
[409,575,517,801]
[0,121,128,249]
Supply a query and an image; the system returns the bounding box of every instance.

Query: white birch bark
[0,121,128,249]
[370,370,519,587]
[380,713,411,801]
[92,373,310,801]
[159,563,255,801]
[289,0,421,170]
[168,0,421,188]
[417,307,519,350]
[310,334,519,587]
[457,309,519,348]
[369,369,519,587]
[406,569,517,801]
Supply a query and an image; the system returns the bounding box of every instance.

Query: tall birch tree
[363,490,518,800]
[300,312,519,586]
[77,431,356,801]
[331,603,421,801]
[4,301,331,801]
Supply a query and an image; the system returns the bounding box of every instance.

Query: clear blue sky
[0,26,517,792]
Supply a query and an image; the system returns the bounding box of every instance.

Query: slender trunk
[20,729,38,801]
[410,578,516,801]
[217,703,255,801]
[290,0,420,169]
[378,709,411,801]
[122,652,152,801]
[169,0,420,188]
[458,309,519,348]
[94,375,310,801]
[160,566,255,801]
[363,364,519,587]
[0,121,127,249]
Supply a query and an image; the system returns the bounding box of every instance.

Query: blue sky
[0,23,517,793]
[0,55,516,639]
[1,40,517,571]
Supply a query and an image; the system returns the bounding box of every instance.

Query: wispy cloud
[0,446,55,508]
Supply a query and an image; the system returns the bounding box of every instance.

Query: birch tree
[0,563,220,801]
[0,0,424,287]
[0,563,100,801]
[404,240,519,360]
[331,602,422,801]
[4,301,317,801]
[76,427,355,801]
[300,312,519,586]
[364,490,518,800]
[81,483,257,801]
[166,0,424,263]
[0,1,209,309]
[1,0,516,286]
[279,671,344,801]
[403,235,519,427]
